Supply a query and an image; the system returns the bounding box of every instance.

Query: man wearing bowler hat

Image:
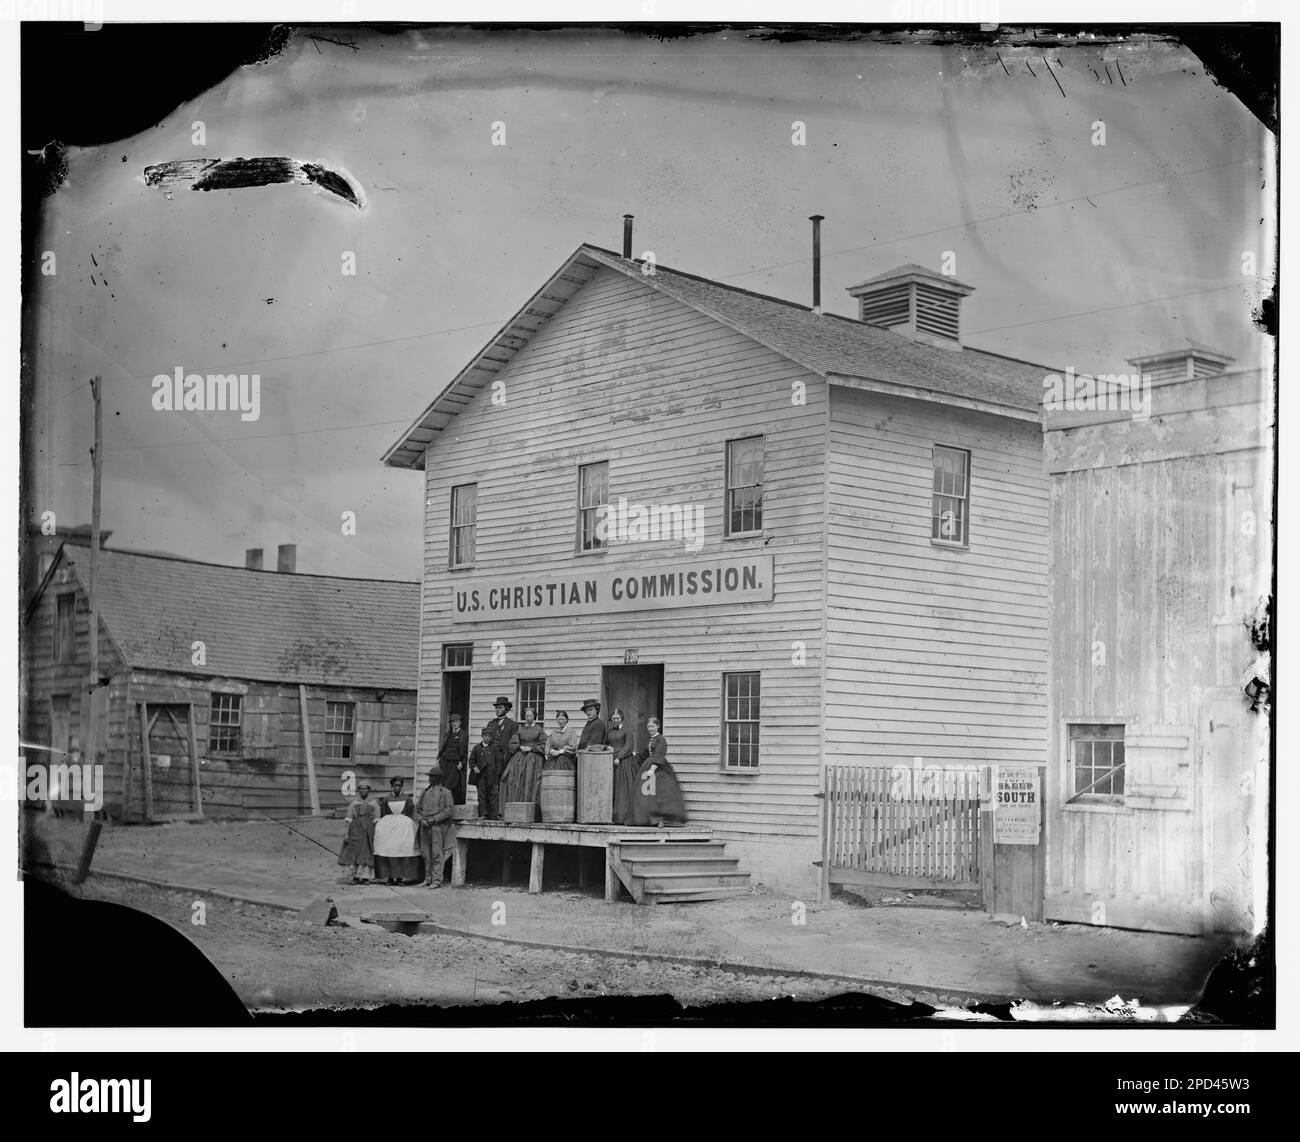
[416,763,456,887]
[577,698,608,750]
[481,697,516,820]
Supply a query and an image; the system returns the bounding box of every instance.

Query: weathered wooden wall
[118,673,417,820]
[1043,370,1270,934]
[418,267,830,894]
[825,385,1050,770]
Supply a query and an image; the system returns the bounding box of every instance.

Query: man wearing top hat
[480,697,516,820]
[436,712,469,805]
[577,698,608,750]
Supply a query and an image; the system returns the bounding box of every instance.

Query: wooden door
[602,665,664,757]
[147,704,199,817]
[49,694,71,756]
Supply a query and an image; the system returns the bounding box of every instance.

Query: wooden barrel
[539,769,575,823]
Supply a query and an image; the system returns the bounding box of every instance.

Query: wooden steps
[608,836,752,904]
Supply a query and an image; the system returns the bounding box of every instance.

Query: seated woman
[543,710,580,771]
[373,776,422,885]
[500,707,546,813]
[632,717,688,826]
[607,709,640,826]
[338,782,377,884]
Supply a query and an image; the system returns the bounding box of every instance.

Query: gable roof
[44,543,420,690]
[384,244,1057,469]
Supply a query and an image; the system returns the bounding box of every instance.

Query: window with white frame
[931,445,970,546]
[577,461,609,552]
[324,701,356,760]
[516,678,546,723]
[725,437,764,537]
[449,483,477,568]
[209,693,243,754]
[1068,723,1125,801]
[722,671,761,770]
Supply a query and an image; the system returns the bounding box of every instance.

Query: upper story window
[577,461,609,552]
[53,594,75,663]
[931,445,970,547]
[449,483,478,568]
[725,436,764,537]
[1068,723,1125,802]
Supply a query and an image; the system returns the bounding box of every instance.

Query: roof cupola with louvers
[1126,341,1235,382]
[846,263,975,351]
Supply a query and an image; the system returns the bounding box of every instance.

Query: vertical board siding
[416,269,829,891]
[1044,392,1270,934]
[824,386,1049,769]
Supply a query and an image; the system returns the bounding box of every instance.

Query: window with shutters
[324,701,356,760]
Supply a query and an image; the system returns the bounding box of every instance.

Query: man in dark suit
[483,697,517,820]
[436,712,470,805]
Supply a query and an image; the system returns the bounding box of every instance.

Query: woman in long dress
[632,717,688,826]
[338,783,377,883]
[543,710,580,771]
[608,709,640,825]
[500,708,546,811]
[373,776,422,884]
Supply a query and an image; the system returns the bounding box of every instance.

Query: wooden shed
[384,243,1053,898]
[22,543,420,820]
[1042,348,1271,934]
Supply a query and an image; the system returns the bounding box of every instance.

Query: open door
[601,664,665,757]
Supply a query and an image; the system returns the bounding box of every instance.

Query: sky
[27,25,1273,582]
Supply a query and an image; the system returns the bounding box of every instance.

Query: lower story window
[324,701,356,760]
[516,678,546,723]
[722,671,760,770]
[1068,723,1125,800]
[209,693,242,754]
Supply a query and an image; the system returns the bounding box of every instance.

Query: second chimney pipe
[622,214,634,259]
[809,215,825,313]
[245,548,263,570]
[277,544,296,574]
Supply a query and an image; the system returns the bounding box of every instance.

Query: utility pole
[85,375,103,776]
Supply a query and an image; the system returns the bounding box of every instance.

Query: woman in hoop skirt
[608,708,640,825]
[632,717,687,826]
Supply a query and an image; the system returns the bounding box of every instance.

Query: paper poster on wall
[994,766,1040,845]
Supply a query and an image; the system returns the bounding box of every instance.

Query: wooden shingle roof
[52,543,420,689]
[384,244,1057,469]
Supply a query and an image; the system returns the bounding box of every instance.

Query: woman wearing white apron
[373,776,421,885]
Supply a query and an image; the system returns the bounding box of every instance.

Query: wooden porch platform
[450,821,714,899]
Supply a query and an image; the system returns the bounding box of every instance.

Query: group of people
[337,767,456,888]
[337,696,688,887]
[438,696,688,827]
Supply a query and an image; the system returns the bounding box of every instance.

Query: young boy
[468,727,499,820]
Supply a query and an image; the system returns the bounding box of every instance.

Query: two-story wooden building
[385,243,1053,897]
[23,542,420,820]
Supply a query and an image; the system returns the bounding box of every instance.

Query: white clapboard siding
[416,267,829,885]
[824,385,1050,771]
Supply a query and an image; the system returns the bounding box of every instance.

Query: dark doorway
[441,670,471,739]
[602,663,665,757]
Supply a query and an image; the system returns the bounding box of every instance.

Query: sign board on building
[450,555,774,623]
[993,765,1040,844]
[624,649,639,664]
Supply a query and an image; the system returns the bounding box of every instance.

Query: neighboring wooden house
[23,542,419,820]
[1042,347,1271,935]
[384,243,1052,897]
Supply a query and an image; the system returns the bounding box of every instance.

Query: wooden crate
[503,801,536,824]
[451,803,478,821]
